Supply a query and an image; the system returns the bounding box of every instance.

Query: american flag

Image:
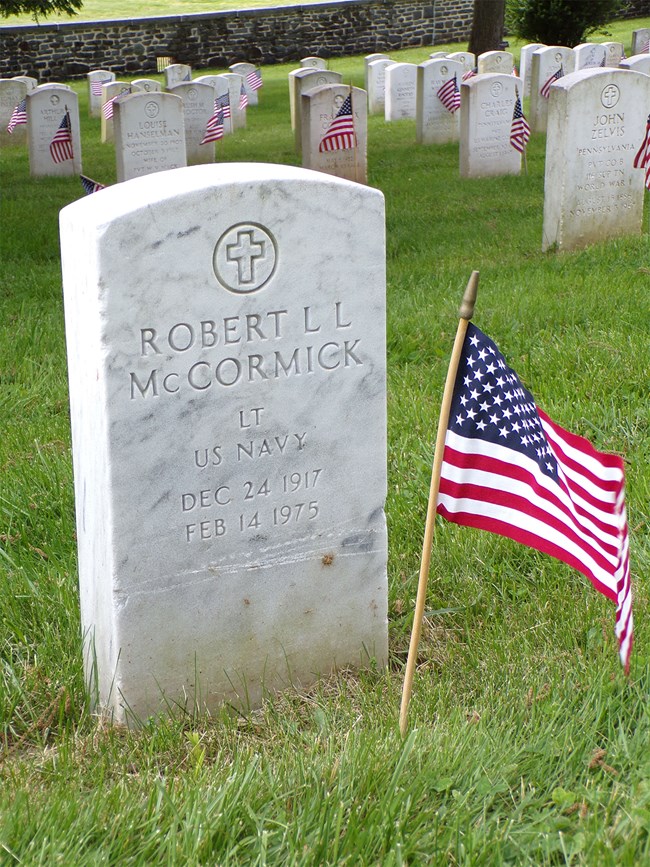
[200,106,225,144]
[49,111,73,163]
[239,82,249,110]
[512,66,519,77]
[7,98,27,133]
[540,64,564,99]
[80,174,106,194]
[215,92,231,119]
[437,74,461,113]
[318,93,356,152]
[102,88,130,120]
[462,67,477,81]
[246,68,263,91]
[633,113,650,190]
[437,324,632,672]
[509,92,530,153]
[642,37,650,53]
[91,78,110,96]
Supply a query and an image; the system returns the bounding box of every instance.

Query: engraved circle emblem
[317,75,328,85]
[188,87,197,99]
[49,94,60,105]
[601,84,620,108]
[555,51,563,62]
[145,100,160,118]
[441,65,448,75]
[490,81,503,98]
[213,223,277,294]
[496,55,502,64]
[333,94,344,110]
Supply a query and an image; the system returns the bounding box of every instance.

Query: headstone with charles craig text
[542,68,650,251]
[301,84,367,183]
[27,85,82,176]
[59,162,388,723]
[459,73,522,178]
[114,91,187,182]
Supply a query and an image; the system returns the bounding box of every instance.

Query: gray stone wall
[0,0,475,81]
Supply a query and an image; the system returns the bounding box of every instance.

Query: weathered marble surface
[60,163,388,723]
[301,84,367,183]
[114,91,187,181]
[460,73,522,178]
[529,46,575,133]
[416,58,464,145]
[87,69,115,118]
[0,77,27,147]
[384,63,417,121]
[27,84,81,176]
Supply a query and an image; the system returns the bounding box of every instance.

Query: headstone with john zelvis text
[364,53,389,91]
[291,69,343,152]
[529,45,575,133]
[300,56,327,69]
[0,78,28,147]
[602,43,625,68]
[367,58,394,116]
[542,68,650,252]
[113,92,187,182]
[416,58,464,145]
[384,62,418,121]
[88,69,116,118]
[446,52,476,75]
[194,75,235,136]
[301,84,367,184]
[164,63,192,89]
[574,43,607,71]
[230,63,261,107]
[519,43,545,98]
[459,73,522,178]
[619,54,650,75]
[632,29,650,56]
[101,81,141,143]
[26,85,81,176]
[168,82,216,165]
[59,162,388,724]
[477,50,514,75]
[132,79,162,94]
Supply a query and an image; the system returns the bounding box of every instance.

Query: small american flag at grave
[509,92,530,153]
[200,106,225,145]
[437,74,461,113]
[246,69,263,91]
[7,98,26,133]
[49,112,73,163]
[318,93,356,152]
[633,113,650,189]
[541,65,564,99]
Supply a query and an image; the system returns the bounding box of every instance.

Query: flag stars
[490,413,499,424]
[479,400,490,412]
[460,395,468,406]
[464,375,472,387]
[483,382,494,393]
[470,388,479,400]
[478,349,487,360]
[467,408,477,420]
[486,362,497,374]
[469,334,479,347]
[467,354,476,367]
[499,427,509,437]
[473,368,484,381]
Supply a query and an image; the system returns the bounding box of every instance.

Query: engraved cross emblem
[226,230,266,285]
[601,85,619,109]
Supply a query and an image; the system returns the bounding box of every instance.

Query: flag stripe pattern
[509,92,531,153]
[246,68,263,91]
[437,324,632,672]
[49,112,73,163]
[91,78,111,96]
[7,98,27,133]
[437,74,461,113]
[462,67,477,81]
[215,92,231,119]
[541,65,564,98]
[80,174,105,194]
[239,83,249,110]
[633,113,650,190]
[200,106,225,144]
[318,93,356,152]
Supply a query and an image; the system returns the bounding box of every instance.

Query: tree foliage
[0,0,82,19]
[506,0,625,47]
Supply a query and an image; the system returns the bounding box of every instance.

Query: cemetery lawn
[2,32,650,865]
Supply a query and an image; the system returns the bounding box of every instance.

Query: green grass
[2,29,650,865]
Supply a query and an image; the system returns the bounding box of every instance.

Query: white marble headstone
[477,50,514,75]
[632,29,650,56]
[26,85,81,176]
[114,92,187,182]
[384,63,418,121]
[364,53,389,91]
[301,84,367,183]
[460,73,523,178]
[88,69,116,118]
[132,79,162,93]
[194,75,235,136]
[101,81,140,143]
[620,54,650,75]
[602,42,625,68]
[529,46,575,133]
[574,43,607,70]
[300,57,328,69]
[164,63,192,89]
[230,63,260,107]
[428,51,448,60]
[168,81,216,165]
[416,59,464,145]
[0,78,28,147]
[519,43,545,98]
[542,68,650,252]
[59,162,388,723]
[220,72,248,131]
[367,59,394,116]
[12,75,38,92]
[291,69,343,151]
[446,52,476,75]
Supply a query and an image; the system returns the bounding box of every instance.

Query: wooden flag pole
[349,82,360,185]
[398,270,479,738]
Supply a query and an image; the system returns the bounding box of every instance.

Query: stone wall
[0,0,475,81]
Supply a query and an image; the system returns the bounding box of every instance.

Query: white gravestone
[26,85,81,176]
[446,52,476,75]
[300,57,327,69]
[301,84,367,184]
[574,43,607,70]
[291,69,343,151]
[164,63,192,89]
[460,73,522,178]
[221,72,247,131]
[519,43,545,98]
[230,63,260,107]
[367,58,394,116]
[114,92,187,182]
[529,46,575,133]
[168,82,216,165]
[385,63,418,121]
[132,79,162,93]
[428,51,448,60]
[101,82,140,143]
[416,59,464,145]
[194,75,235,136]
[88,69,115,118]
[12,75,38,92]
[477,50,514,75]
[364,53,389,91]
[59,162,389,724]
[632,29,650,56]
[602,43,625,68]
[542,68,650,252]
[620,55,650,75]
[0,78,28,147]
